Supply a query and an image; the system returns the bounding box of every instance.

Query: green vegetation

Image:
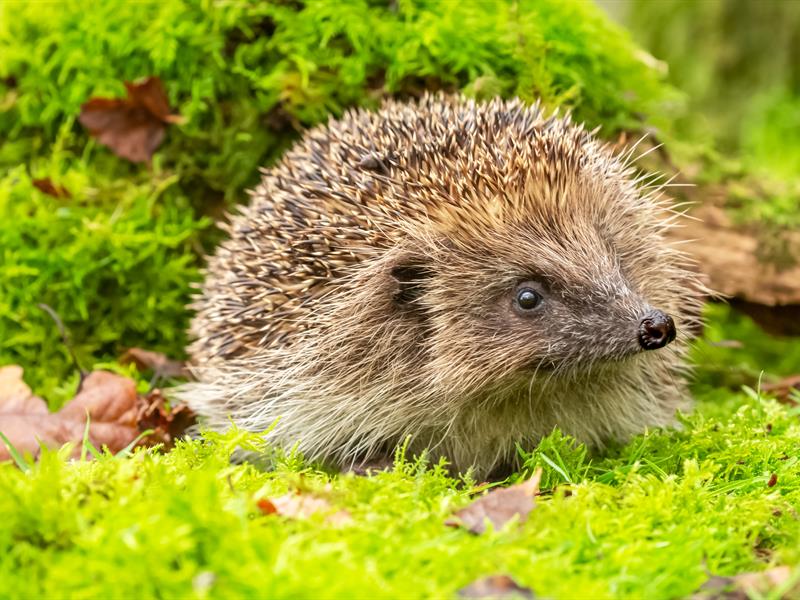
[624,0,800,229]
[2,348,799,598]
[691,304,800,393]
[625,0,800,159]
[1,1,799,598]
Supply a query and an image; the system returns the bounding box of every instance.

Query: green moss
[1,388,799,599]
[0,157,206,404]
[2,303,799,598]
[0,0,677,196]
[740,89,800,183]
[690,304,800,395]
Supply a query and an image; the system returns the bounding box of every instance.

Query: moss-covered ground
[3,305,800,599]
[1,1,799,598]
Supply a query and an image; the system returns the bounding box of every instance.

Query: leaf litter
[693,566,799,599]
[458,575,535,599]
[120,347,189,379]
[446,468,543,534]
[79,76,184,163]
[0,364,194,462]
[257,487,353,526]
[32,178,71,198]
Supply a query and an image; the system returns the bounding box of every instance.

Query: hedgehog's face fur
[384,165,686,394]
[397,229,661,380]
[186,95,705,476]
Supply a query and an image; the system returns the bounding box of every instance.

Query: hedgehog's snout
[638,310,677,350]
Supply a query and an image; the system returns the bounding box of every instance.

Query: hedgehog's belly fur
[182,352,688,477]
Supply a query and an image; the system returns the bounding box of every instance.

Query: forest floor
[3,2,800,598]
[2,307,800,599]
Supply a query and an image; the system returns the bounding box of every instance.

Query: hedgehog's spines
[183,93,706,477]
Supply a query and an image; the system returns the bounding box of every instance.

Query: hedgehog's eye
[515,287,543,312]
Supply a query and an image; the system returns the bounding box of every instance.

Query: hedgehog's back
[187,95,601,365]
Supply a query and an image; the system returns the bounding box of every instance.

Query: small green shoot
[0,431,31,472]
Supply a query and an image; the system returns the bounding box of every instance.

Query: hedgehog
[182,94,705,477]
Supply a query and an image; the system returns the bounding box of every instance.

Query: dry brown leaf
[257,498,278,515]
[0,365,49,415]
[0,367,193,463]
[257,490,353,526]
[120,347,189,379]
[694,566,798,599]
[0,368,138,461]
[136,388,195,448]
[32,178,71,199]
[761,375,800,403]
[78,76,183,163]
[446,468,543,534]
[458,575,534,599]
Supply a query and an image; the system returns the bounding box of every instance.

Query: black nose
[638,310,676,350]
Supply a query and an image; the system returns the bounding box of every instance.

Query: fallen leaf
[32,178,71,199]
[256,498,278,515]
[0,366,193,463]
[446,468,543,534]
[0,368,137,461]
[0,365,48,415]
[61,371,137,421]
[761,375,800,403]
[258,490,352,526]
[78,76,183,163]
[459,575,534,599]
[136,388,195,448]
[694,566,798,599]
[120,347,188,379]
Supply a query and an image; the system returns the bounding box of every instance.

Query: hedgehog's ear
[390,261,432,305]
